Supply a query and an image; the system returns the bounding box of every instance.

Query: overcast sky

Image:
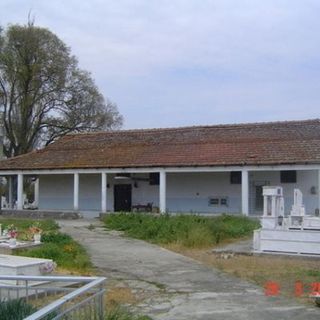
[1,0,320,129]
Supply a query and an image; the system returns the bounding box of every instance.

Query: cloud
[1,0,320,128]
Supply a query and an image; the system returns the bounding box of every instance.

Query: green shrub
[25,242,64,260]
[41,231,73,244]
[104,213,260,248]
[0,299,57,320]
[306,270,320,277]
[0,299,36,320]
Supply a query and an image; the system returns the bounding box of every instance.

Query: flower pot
[9,238,16,248]
[34,233,41,244]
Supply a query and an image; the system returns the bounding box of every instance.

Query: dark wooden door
[114,184,132,212]
[255,185,264,211]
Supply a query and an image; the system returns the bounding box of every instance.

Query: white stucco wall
[38,170,319,216]
[131,178,160,208]
[166,172,242,213]
[39,174,113,211]
[39,174,73,210]
[250,170,318,215]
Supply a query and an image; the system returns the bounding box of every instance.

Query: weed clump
[103,213,259,248]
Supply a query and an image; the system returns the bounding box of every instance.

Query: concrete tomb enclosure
[254,187,320,255]
[260,186,284,229]
[0,254,55,285]
[0,237,42,254]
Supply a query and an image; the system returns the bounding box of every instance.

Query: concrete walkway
[59,219,319,320]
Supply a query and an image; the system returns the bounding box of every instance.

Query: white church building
[0,119,320,218]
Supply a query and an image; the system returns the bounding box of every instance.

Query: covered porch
[2,164,320,217]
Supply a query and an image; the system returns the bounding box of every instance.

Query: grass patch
[103,213,259,248]
[105,307,151,320]
[107,287,138,307]
[18,231,92,272]
[105,286,151,320]
[0,218,92,273]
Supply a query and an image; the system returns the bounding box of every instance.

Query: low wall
[254,228,320,255]
[0,210,82,220]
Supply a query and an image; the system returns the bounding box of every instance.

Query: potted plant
[7,224,18,247]
[29,223,42,244]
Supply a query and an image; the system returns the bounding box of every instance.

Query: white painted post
[263,195,268,216]
[73,173,79,211]
[101,172,107,212]
[8,176,13,209]
[241,169,249,215]
[271,197,276,217]
[17,174,23,210]
[34,178,39,207]
[159,171,166,213]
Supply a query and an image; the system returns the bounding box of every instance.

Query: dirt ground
[165,242,320,305]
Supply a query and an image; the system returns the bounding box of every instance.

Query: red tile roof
[1,119,320,170]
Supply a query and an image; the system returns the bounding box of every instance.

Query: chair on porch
[132,202,153,212]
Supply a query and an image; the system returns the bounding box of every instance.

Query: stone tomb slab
[0,239,42,254]
[0,254,54,285]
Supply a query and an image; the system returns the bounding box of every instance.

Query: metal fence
[0,275,106,319]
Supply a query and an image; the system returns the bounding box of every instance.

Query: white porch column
[73,173,79,211]
[8,176,13,209]
[34,178,39,207]
[101,172,107,212]
[241,169,249,216]
[263,196,268,216]
[17,174,23,210]
[159,170,166,213]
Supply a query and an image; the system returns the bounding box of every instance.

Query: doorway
[250,180,270,215]
[255,185,264,211]
[114,184,132,212]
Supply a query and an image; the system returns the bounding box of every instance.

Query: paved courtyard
[59,219,319,320]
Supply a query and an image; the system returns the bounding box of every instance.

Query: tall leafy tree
[0,22,123,157]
